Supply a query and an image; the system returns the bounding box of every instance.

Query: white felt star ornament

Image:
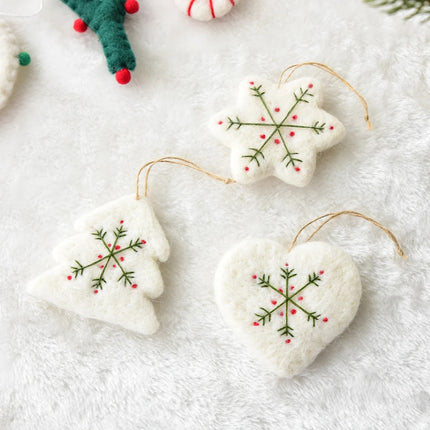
[210,77,346,186]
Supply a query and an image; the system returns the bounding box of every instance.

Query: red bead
[94,290,99,294]
[141,239,146,244]
[100,265,104,269]
[298,296,303,301]
[120,220,124,224]
[98,255,103,259]
[73,19,88,33]
[115,245,121,250]
[274,107,280,112]
[115,69,131,85]
[274,139,280,144]
[260,134,266,139]
[289,131,295,137]
[280,312,284,317]
[292,115,298,120]
[285,263,289,267]
[132,284,138,289]
[271,300,277,305]
[108,243,112,247]
[291,309,297,315]
[253,322,259,326]
[320,270,324,275]
[244,166,249,171]
[218,121,223,125]
[285,339,291,344]
[278,288,283,293]
[308,83,313,88]
[113,264,117,268]
[290,286,294,290]
[249,81,254,85]
[323,317,328,322]
[295,167,301,172]
[120,257,125,262]
[124,0,139,14]
[67,275,72,280]
[252,275,257,279]
[261,117,266,122]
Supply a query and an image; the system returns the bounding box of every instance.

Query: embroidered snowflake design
[210,77,345,186]
[69,221,146,292]
[251,265,327,344]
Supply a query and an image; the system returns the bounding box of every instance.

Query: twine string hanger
[136,156,236,199]
[288,210,407,259]
[278,62,373,130]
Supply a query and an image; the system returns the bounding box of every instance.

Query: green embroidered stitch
[225,83,326,170]
[61,0,136,74]
[71,222,144,290]
[364,0,430,22]
[253,266,322,340]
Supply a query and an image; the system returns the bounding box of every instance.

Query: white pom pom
[175,0,240,21]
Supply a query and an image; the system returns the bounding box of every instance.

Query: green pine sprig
[364,0,430,22]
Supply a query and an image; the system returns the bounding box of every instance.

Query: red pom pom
[125,0,139,14]
[115,69,131,85]
[73,19,88,33]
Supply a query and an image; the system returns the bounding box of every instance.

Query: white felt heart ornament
[175,0,240,21]
[209,77,346,186]
[214,239,362,377]
[27,195,169,335]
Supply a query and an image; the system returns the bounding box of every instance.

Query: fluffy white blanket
[1,0,429,428]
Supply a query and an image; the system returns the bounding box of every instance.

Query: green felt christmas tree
[364,0,430,22]
[61,0,140,84]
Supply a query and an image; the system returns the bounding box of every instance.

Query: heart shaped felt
[214,239,362,377]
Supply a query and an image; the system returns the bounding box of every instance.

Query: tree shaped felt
[61,0,140,84]
[210,76,346,186]
[27,195,170,335]
[0,19,31,110]
[175,0,240,21]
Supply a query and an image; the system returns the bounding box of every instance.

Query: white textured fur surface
[174,0,240,21]
[0,19,19,110]
[209,77,345,185]
[214,240,362,377]
[27,195,169,335]
[1,0,430,429]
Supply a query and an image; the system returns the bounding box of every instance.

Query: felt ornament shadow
[61,0,139,84]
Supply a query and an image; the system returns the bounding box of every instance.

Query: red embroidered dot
[308,83,314,88]
[278,288,283,293]
[249,81,254,85]
[290,286,295,290]
[108,243,112,247]
[271,300,277,305]
[320,270,325,275]
[289,131,295,137]
[218,121,223,125]
[285,339,291,344]
[291,309,297,315]
[261,117,266,122]
[141,239,147,244]
[253,322,259,326]
[132,284,138,289]
[113,264,117,268]
[330,126,334,130]
[260,134,266,139]
[295,167,301,172]
[323,317,328,322]
[252,275,257,279]
[120,220,124,224]
[94,290,99,294]
[244,166,249,171]
[298,296,303,301]
[67,275,72,280]
[292,115,298,120]
[274,107,280,112]
[274,138,280,144]
[98,255,103,259]
[115,245,121,250]
[280,312,284,317]
[120,257,125,261]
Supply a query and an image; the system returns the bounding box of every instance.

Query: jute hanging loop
[288,210,406,258]
[136,156,236,199]
[278,62,373,130]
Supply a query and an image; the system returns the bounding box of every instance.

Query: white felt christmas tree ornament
[214,211,405,377]
[209,63,372,186]
[0,19,31,110]
[28,157,235,334]
[175,0,240,21]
